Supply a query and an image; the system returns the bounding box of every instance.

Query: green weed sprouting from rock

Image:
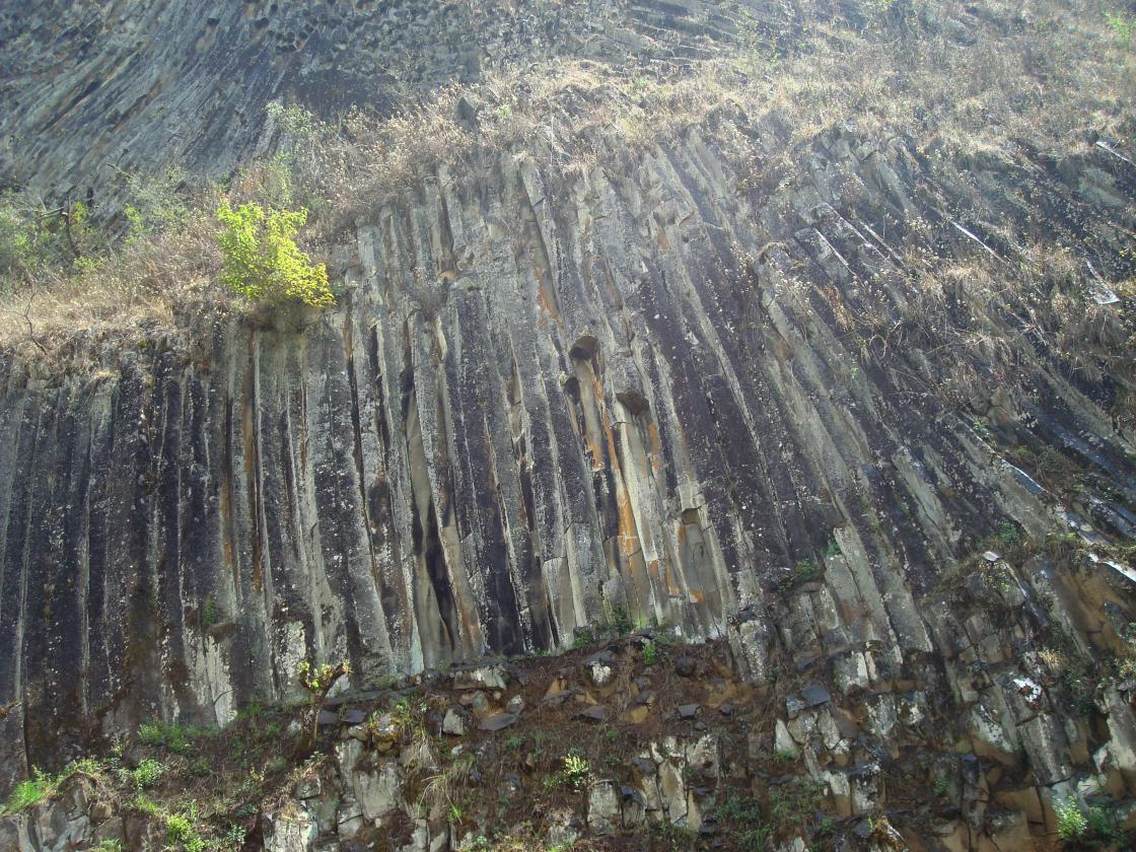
[3,767,55,813]
[165,806,208,852]
[994,521,1023,549]
[932,775,950,797]
[544,753,592,791]
[127,758,165,790]
[562,753,591,789]
[1054,796,1126,845]
[571,627,595,649]
[1055,797,1088,840]
[1085,802,1125,844]
[137,720,196,754]
[772,749,798,766]
[715,794,771,850]
[297,658,351,748]
[2,759,106,814]
[642,640,657,666]
[216,201,333,308]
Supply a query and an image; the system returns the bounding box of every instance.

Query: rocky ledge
[3,612,1136,851]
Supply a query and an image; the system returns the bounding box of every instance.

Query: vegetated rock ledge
[1,624,1134,851]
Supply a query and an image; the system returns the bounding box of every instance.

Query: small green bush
[571,627,595,649]
[642,640,657,666]
[137,720,200,754]
[561,754,591,789]
[2,759,105,814]
[544,753,592,791]
[128,758,165,790]
[0,194,99,293]
[994,521,1023,549]
[1055,797,1088,840]
[216,201,333,308]
[3,768,53,813]
[1106,11,1135,46]
[1086,802,1124,844]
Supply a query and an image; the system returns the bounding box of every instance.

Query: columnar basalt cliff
[1,0,1135,848]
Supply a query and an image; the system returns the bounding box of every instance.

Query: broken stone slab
[454,665,508,691]
[442,708,465,736]
[459,691,490,715]
[587,780,620,834]
[620,786,646,827]
[578,705,610,723]
[801,682,832,708]
[342,707,368,726]
[261,803,319,852]
[775,720,800,757]
[631,756,656,776]
[621,703,648,724]
[347,723,370,742]
[478,712,518,732]
[727,608,772,684]
[545,808,582,848]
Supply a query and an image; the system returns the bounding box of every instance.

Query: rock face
[0,0,1134,816]
[0,0,795,202]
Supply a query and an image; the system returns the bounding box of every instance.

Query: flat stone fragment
[478,713,518,732]
[442,708,465,736]
[801,683,832,708]
[578,705,610,722]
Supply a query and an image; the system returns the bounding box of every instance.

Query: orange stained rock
[646,422,664,473]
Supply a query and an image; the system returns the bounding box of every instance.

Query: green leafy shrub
[1088,806,1124,844]
[0,200,34,286]
[544,753,592,790]
[2,759,105,814]
[128,758,165,790]
[994,521,1023,549]
[0,194,99,293]
[561,754,591,789]
[216,201,333,308]
[571,627,595,649]
[297,658,351,747]
[3,768,54,813]
[166,810,207,852]
[138,721,196,754]
[642,640,657,666]
[1055,797,1088,839]
[1106,11,1135,46]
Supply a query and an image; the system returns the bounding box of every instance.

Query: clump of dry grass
[1,209,227,365]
